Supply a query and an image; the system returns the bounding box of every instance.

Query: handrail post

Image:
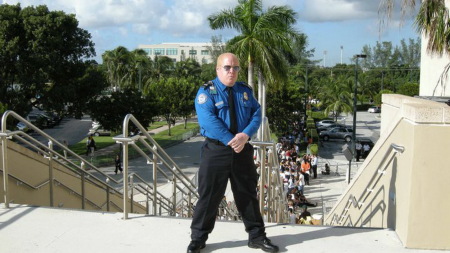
[172,172,176,216]
[106,178,110,211]
[122,138,129,220]
[1,134,9,208]
[188,192,192,217]
[130,174,134,214]
[152,146,157,215]
[146,185,150,215]
[81,161,86,209]
[48,140,54,207]
[259,146,266,220]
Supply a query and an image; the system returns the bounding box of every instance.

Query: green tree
[266,80,303,134]
[65,62,109,118]
[208,0,302,89]
[102,46,131,90]
[174,58,201,79]
[320,76,353,121]
[151,55,175,80]
[397,82,420,96]
[374,89,394,105]
[176,78,199,128]
[0,4,95,117]
[88,88,157,132]
[149,77,193,135]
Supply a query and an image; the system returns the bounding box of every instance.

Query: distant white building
[138,42,214,64]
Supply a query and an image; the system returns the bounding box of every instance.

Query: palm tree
[128,49,152,91]
[102,46,131,90]
[321,76,353,121]
[381,0,449,56]
[208,0,302,89]
[174,58,202,78]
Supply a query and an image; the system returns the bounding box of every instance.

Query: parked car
[88,125,111,136]
[368,106,381,113]
[319,127,354,142]
[316,119,335,128]
[16,122,30,132]
[26,114,51,128]
[317,123,347,133]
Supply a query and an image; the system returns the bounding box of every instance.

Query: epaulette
[202,81,213,88]
[203,80,217,94]
[237,82,253,90]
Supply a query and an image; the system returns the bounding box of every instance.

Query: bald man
[188,53,278,253]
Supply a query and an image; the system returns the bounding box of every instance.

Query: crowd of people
[276,134,322,225]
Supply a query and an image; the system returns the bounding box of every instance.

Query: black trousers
[190,139,266,242]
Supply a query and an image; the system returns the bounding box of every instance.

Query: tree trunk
[248,60,254,89]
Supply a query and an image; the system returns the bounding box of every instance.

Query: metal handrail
[1,110,125,210]
[115,114,201,219]
[328,143,405,226]
[251,117,288,223]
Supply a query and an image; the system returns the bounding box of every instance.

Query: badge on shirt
[197,93,207,104]
[243,92,248,100]
[209,85,217,94]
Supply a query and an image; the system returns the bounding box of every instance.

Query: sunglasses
[222,65,241,72]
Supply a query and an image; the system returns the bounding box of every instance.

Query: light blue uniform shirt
[195,77,262,146]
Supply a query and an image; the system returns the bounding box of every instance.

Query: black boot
[248,237,279,252]
[187,240,205,253]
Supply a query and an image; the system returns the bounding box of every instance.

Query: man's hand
[228,133,249,153]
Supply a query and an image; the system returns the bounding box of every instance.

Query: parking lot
[318,111,381,162]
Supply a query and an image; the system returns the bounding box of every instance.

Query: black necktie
[227,87,238,134]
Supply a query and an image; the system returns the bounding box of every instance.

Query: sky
[2,0,420,65]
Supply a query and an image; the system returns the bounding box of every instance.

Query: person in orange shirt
[300,155,311,185]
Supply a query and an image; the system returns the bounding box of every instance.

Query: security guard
[187,53,279,253]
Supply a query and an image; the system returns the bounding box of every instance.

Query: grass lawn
[70,136,116,156]
[147,120,166,130]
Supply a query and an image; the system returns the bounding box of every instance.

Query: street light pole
[352,54,367,159]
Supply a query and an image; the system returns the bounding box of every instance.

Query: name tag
[215,101,224,107]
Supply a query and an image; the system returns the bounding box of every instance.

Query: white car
[316,120,335,128]
[367,106,381,113]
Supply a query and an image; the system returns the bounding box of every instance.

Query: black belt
[206,137,225,146]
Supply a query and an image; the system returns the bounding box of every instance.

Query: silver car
[88,125,111,136]
[319,127,354,142]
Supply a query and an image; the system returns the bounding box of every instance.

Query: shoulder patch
[197,93,208,104]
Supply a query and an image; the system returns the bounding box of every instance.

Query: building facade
[138,42,214,64]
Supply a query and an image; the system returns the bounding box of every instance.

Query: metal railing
[251,117,288,223]
[327,143,405,226]
[114,114,238,220]
[1,110,131,211]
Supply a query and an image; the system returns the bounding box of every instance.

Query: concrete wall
[419,0,450,97]
[0,140,145,214]
[325,94,450,250]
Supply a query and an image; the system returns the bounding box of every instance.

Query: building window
[143,48,152,55]
[154,48,165,55]
[189,50,197,55]
[201,50,209,55]
[166,48,178,55]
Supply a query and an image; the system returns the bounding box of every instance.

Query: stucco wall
[325,94,450,250]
